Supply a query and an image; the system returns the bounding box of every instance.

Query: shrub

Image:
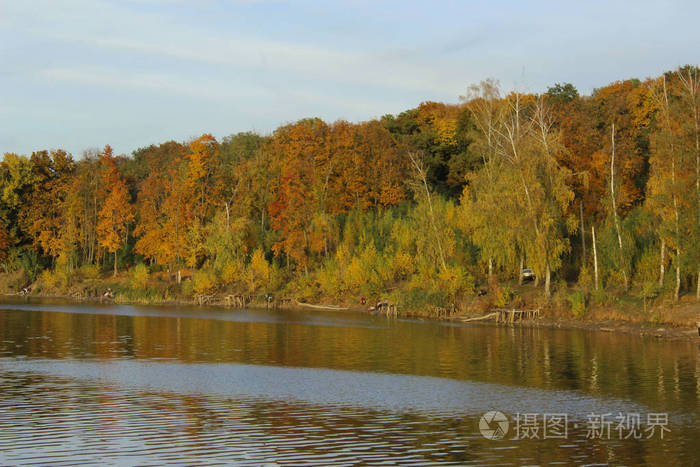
[5,248,41,281]
[489,281,513,308]
[220,259,245,285]
[639,280,660,313]
[130,263,150,290]
[437,263,474,299]
[181,280,194,297]
[317,261,344,299]
[567,290,588,318]
[389,252,415,281]
[78,264,100,280]
[578,265,593,290]
[37,268,70,292]
[0,270,28,293]
[292,274,320,302]
[193,268,217,294]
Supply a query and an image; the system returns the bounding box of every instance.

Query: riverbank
[4,286,698,342]
[452,316,700,341]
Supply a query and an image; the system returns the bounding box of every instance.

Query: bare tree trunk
[580,200,586,264]
[488,258,493,282]
[610,123,628,289]
[592,225,599,291]
[518,256,524,286]
[409,152,447,272]
[659,239,666,287]
[662,76,682,303]
[545,262,551,297]
[113,251,118,277]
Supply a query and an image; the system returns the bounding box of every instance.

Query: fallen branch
[460,312,498,322]
[294,300,350,311]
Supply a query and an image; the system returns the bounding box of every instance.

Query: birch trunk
[409,152,447,272]
[592,225,599,291]
[580,200,586,264]
[659,239,665,287]
[518,256,524,286]
[610,123,628,289]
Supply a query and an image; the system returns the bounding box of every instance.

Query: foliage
[77,264,100,280]
[0,270,28,293]
[192,268,218,295]
[130,263,150,290]
[1,66,699,312]
[567,290,588,318]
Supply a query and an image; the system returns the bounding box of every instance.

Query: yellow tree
[97,146,134,276]
[459,79,520,281]
[675,66,700,300]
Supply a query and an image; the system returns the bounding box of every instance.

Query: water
[0,298,699,465]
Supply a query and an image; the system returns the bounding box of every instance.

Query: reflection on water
[0,298,699,465]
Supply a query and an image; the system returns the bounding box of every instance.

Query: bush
[488,281,513,308]
[317,261,345,299]
[0,270,28,293]
[181,280,194,297]
[567,290,588,318]
[639,280,660,313]
[193,269,217,294]
[578,265,593,290]
[78,264,100,280]
[114,286,173,304]
[5,248,41,281]
[437,264,474,299]
[130,263,150,290]
[37,268,70,292]
[292,274,321,302]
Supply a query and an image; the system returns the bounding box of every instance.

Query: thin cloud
[40,67,272,101]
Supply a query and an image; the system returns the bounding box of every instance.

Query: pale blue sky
[1,0,698,156]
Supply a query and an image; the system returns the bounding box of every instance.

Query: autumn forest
[1,66,699,313]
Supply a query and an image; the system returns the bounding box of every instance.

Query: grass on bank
[1,261,697,330]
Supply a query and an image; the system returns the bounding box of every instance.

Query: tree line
[1,66,698,308]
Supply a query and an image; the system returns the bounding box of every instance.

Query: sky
[1,0,699,157]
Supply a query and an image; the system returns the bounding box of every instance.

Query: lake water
[1,298,699,465]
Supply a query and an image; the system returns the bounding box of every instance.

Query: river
[0,298,698,465]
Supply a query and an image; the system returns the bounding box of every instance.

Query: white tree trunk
[659,239,666,287]
[592,225,599,291]
[610,123,628,289]
[518,256,524,286]
[580,200,586,263]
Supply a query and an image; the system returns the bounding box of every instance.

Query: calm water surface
[0,297,699,465]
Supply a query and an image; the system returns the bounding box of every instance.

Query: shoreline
[3,292,699,342]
